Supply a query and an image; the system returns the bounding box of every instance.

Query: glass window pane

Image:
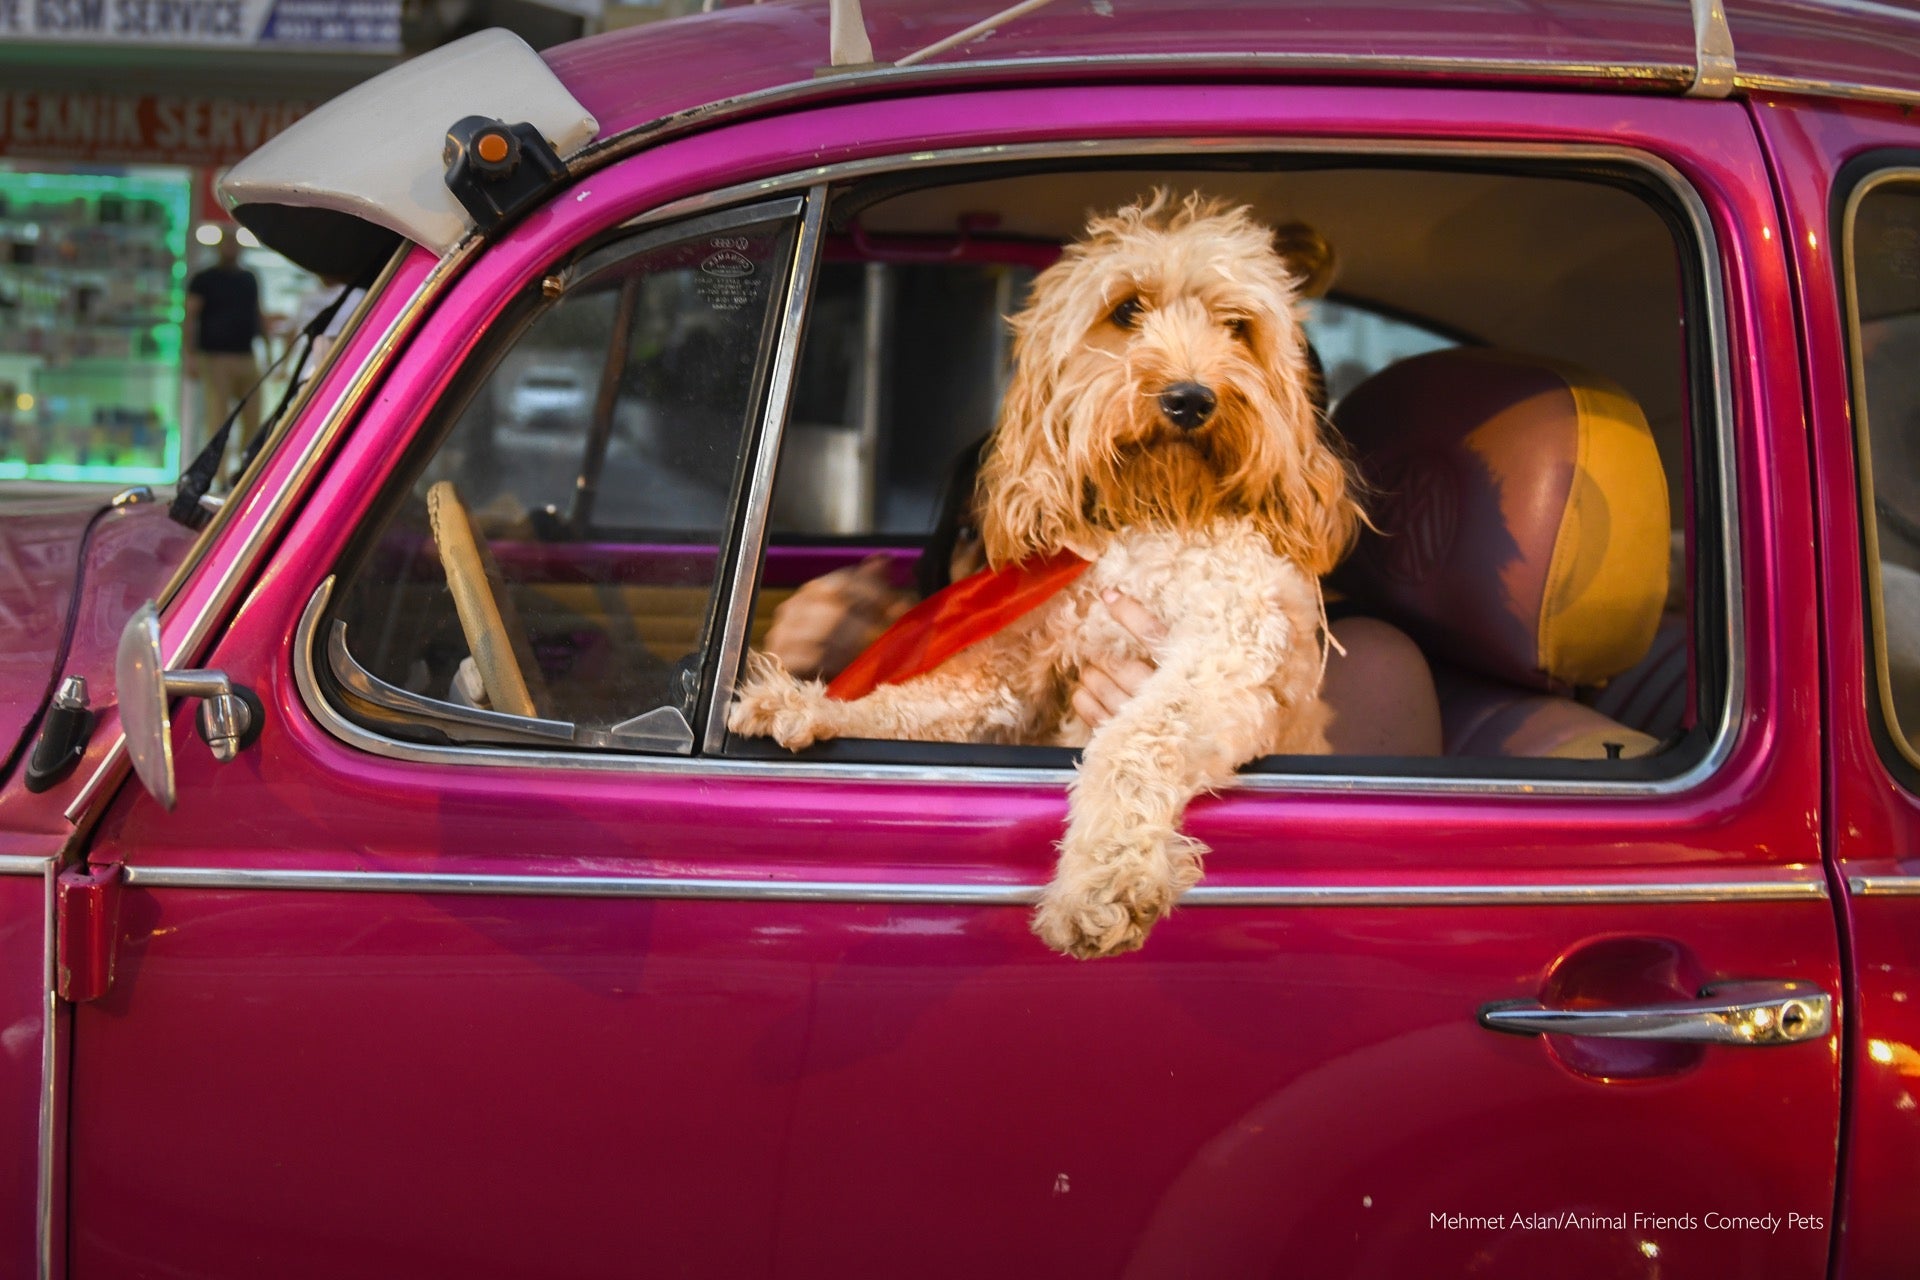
[327,205,799,748]
[1303,297,1458,407]
[1853,179,1920,755]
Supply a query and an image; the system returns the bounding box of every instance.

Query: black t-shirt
[188,265,261,354]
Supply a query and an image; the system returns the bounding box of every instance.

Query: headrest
[1333,349,1668,694]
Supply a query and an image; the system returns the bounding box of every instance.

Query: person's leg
[201,354,256,479]
[1321,616,1443,756]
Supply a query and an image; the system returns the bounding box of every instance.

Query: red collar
[825,549,1091,700]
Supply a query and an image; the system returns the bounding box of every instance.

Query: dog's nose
[1158,382,1217,431]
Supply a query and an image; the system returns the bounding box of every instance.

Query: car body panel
[51,82,1844,1277]
[1748,92,1920,1279]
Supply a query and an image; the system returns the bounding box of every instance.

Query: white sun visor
[220,29,598,276]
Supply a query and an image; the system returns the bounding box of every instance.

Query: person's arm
[1074,592,1442,758]
[759,554,910,680]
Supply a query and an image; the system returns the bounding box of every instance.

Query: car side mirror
[115,602,264,811]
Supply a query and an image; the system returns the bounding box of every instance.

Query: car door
[1759,100,1920,1277]
[60,86,1839,1279]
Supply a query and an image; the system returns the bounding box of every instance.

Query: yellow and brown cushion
[1333,349,1670,757]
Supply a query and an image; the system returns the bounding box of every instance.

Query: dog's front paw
[1031,829,1204,959]
[728,657,833,750]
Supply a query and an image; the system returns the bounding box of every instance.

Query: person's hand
[761,555,911,681]
[1070,590,1166,727]
[1074,589,1283,770]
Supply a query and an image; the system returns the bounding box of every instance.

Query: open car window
[318,199,802,753]
[740,162,1709,777]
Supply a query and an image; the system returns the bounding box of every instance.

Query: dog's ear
[1240,304,1365,578]
[978,343,1082,565]
[1272,221,1337,300]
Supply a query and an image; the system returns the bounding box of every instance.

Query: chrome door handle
[1479,981,1831,1046]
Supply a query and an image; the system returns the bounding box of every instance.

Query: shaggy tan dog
[730,191,1362,957]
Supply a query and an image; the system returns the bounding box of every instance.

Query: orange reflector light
[476,133,510,164]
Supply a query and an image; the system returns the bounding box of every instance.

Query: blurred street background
[0,0,706,498]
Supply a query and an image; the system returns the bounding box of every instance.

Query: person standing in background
[185,234,262,478]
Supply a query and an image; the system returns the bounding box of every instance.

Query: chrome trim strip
[64,240,481,827]
[701,184,828,751]
[1840,169,1920,777]
[294,136,1742,799]
[1736,72,1920,109]
[1848,875,1920,897]
[1687,0,1737,99]
[120,865,1825,905]
[36,859,55,1280]
[0,855,51,876]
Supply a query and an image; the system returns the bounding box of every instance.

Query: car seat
[1331,348,1675,758]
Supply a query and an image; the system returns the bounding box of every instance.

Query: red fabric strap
[825,549,1090,700]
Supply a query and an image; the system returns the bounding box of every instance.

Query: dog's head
[978,190,1362,577]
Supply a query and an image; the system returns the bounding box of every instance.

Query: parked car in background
[4,1,1920,1275]
[504,361,592,427]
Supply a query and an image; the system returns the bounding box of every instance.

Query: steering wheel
[426,481,542,719]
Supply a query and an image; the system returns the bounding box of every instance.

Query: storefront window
[0,164,191,483]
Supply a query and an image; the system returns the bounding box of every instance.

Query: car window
[740,164,1704,774]
[775,257,1035,537]
[771,272,1452,539]
[320,200,801,752]
[1305,297,1458,406]
[1846,175,1920,766]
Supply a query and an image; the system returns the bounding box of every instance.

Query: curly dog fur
[731,190,1362,957]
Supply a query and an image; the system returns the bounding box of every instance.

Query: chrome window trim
[0,855,50,876]
[121,863,1824,906]
[327,614,578,744]
[702,185,828,750]
[1840,167,1920,777]
[63,239,481,827]
[292,136,1742,800]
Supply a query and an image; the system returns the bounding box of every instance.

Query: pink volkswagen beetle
[5,1,1920,1275]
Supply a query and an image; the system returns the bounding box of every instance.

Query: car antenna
[820,0,1060,70]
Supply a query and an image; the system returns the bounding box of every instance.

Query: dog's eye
[1110,297,1143,330]
[1226,316,1251,340]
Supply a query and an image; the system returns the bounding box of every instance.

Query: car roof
[548,0,1920,150]
[221,0,1920,275]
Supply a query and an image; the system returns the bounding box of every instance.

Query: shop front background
[0,0,692,490]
